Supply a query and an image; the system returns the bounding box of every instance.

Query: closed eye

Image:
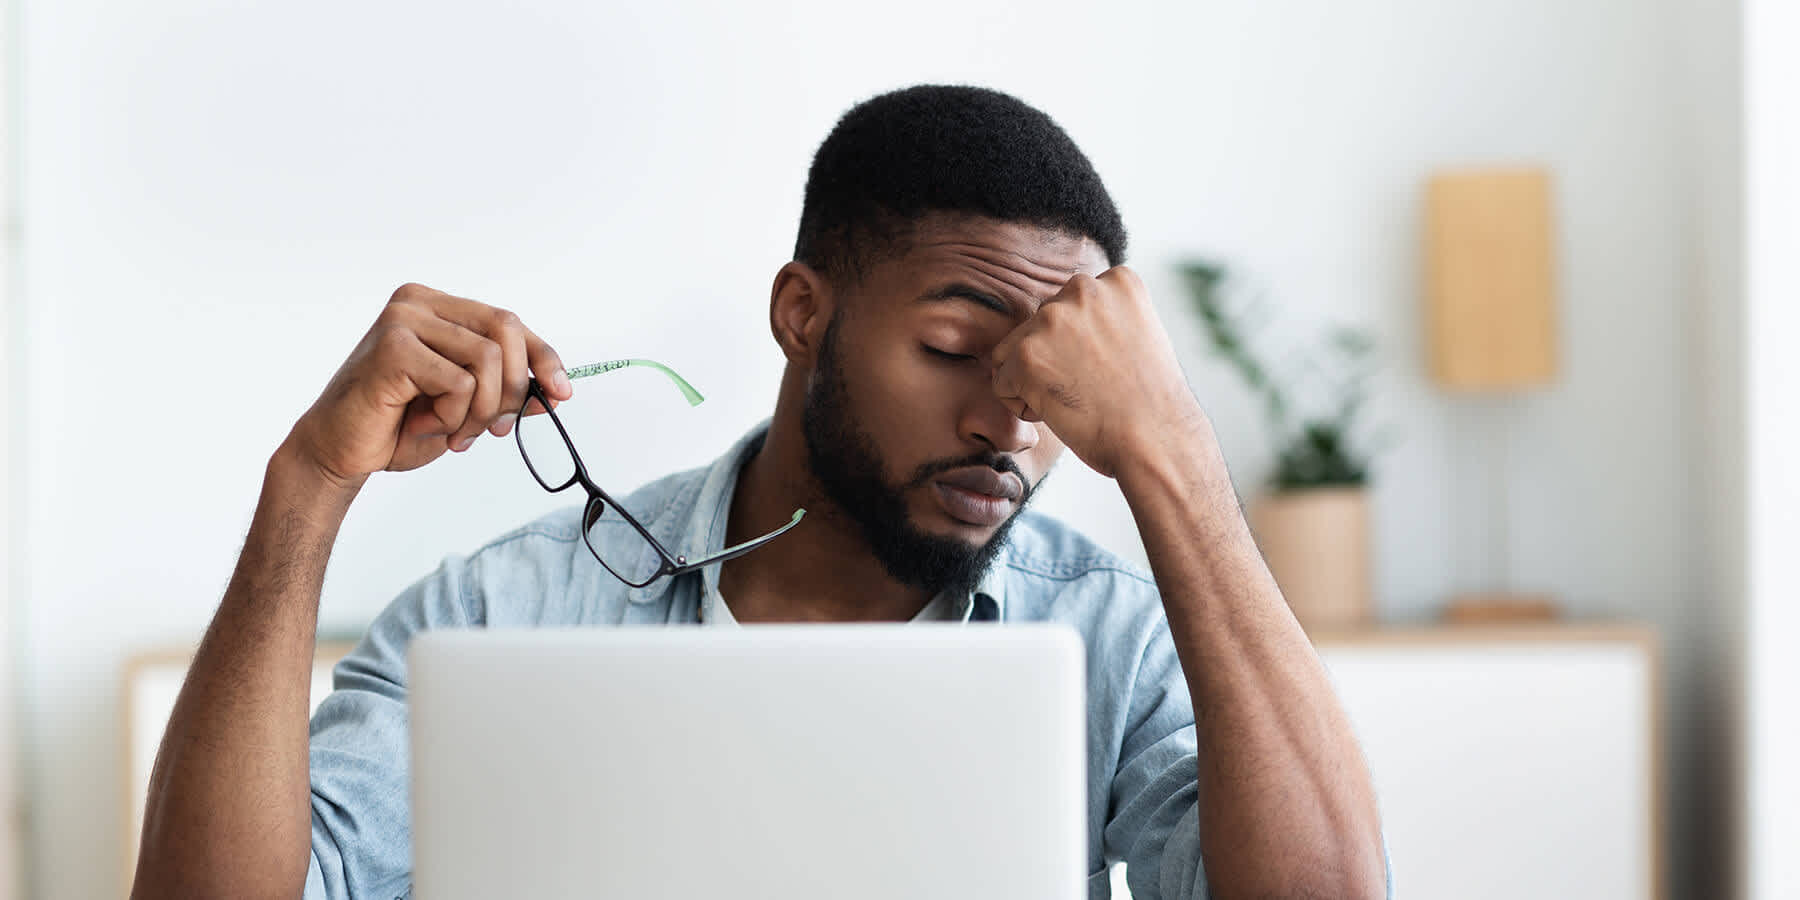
[922,344,978,363]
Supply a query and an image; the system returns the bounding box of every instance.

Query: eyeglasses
[514,358,804,587]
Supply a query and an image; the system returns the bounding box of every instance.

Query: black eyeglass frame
[515,372,804,588]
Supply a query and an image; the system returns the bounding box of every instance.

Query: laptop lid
[409,625,1086,899]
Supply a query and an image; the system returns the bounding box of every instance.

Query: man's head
[793,85,1126,286]
[773,85,1125,598]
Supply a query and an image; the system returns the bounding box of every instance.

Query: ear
[769,261,836,364]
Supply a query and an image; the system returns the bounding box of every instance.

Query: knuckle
[490,308,522,334]
[389,282,427,304]
[374,324,413,356]
[1016,338,1049,371]
[455,369,478,395]
[371,306,406,332]
[477,339,504,369]
[1106,265,1142,289]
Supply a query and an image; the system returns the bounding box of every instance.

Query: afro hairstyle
[793,85,1127,285]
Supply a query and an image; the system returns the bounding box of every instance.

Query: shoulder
[471,504,587,551]
[993,512,1179,692]
[992,510,1164,634]
[995,509,1157,592]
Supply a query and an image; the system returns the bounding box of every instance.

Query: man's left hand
[991,266,1206,480]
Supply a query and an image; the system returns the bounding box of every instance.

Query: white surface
[1320,639,1654,900]
[15,3,1719,897]
[122,652,341,880]
[408,626,1086,900]
[1744,0,1800,896]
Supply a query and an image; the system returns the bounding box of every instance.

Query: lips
[932,467,1025,527]
[936,467,1024,502]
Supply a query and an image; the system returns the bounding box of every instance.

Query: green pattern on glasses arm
[563,358,704,406]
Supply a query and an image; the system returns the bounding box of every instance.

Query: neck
[719,401,934,623]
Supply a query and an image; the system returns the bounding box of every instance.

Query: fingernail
[455,435,477,452]
[552,369,572,396]
[492,413,517,437]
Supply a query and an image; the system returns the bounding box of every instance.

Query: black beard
[801,316,1040,599]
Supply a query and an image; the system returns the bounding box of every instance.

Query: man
[132,85,1388,900]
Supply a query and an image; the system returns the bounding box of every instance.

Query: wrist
[1115,416,1254,540]
[267,437,365,526]
[1114,404,1218,492]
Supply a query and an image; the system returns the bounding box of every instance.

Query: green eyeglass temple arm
[561,358,704,406]
[682,508,807,569]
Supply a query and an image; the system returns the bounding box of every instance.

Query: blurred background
[0,0,1794,897]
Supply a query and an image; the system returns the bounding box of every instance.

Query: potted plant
[1179,261,1385,633]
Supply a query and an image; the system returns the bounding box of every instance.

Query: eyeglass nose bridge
[579,495,669,589]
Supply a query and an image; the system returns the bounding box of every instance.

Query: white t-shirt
[699,583,966,625]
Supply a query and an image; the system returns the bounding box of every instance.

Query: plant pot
[1249,486,1373,633]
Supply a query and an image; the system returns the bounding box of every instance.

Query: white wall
[1744,0,1799,896]
[16,1,1716,897]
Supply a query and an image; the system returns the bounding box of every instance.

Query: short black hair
[794,85,1127,285]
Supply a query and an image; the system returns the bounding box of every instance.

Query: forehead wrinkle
[922,231,1093,271]
[941,240,1086,282]
[917,240,1098,314]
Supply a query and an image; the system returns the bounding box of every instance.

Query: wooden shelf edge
[1310,622,1658,648]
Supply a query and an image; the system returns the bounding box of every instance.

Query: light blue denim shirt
[302,424,1368,900]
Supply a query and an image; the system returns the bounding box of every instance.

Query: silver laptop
[408,625,1086,899]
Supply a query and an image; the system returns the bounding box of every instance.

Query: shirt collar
[628,420,1008,622]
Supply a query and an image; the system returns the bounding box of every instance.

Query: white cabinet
[1109,625,1659,899]
[1318,626,1659,900]
[1108,626,1658,900]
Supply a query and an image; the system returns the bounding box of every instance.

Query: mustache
[901,453,1034,505]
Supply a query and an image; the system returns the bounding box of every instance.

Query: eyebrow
[917,283,1025,318]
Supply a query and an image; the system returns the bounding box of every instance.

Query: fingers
[990,322,1042,423]
[408,315,501,450]
[521,328,570,405]
[991,362,1043,423]
[387,284,569,451]
[488,312,529,436]
[419,290,572,405]
[511,326,568,419]
[376,328,478,439]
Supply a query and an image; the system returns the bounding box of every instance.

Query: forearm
[1118,421,1384,900]
[132,442,361,899]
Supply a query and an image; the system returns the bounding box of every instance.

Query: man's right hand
[283,283,573,492]
[132,283,575,900]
